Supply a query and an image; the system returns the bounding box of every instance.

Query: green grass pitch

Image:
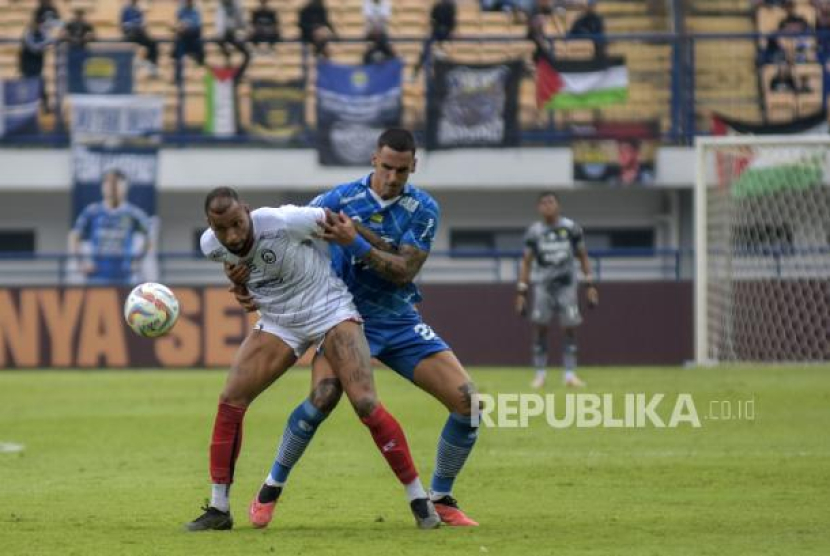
[1,366,829,555]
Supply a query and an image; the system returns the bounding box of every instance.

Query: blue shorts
[363,312,450,382]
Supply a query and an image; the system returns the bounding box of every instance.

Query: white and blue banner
[316,59,402,166]
[0,77,41,137]
[69,95,164,144]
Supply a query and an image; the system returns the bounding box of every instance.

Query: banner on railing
[571,121,658,186]
[205,67,237,137]
[316,59,403,166]
[425,60,522,150]
[249,79,305,143]
[68,94,163,286]
[0,77,40,137]
[69,95,164,144]
[67,48,134,95]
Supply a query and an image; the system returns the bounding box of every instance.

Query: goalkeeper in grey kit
[515,192,598,388]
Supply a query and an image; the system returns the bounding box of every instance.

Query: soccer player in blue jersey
[68,169,152,285]
[227,129,479,527]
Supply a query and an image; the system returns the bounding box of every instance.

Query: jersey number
[414,324,437,341]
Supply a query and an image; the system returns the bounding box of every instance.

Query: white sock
[211,483,230,512]
[535,369,547,379]
[430,490,451,501]
[404,478,427,502]
[563,370,576,382]
[264,474,284,488]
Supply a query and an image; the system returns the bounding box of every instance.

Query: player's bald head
[204,187,241,216]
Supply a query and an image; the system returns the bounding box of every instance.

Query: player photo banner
[0,77,41,137]
[67,48,134,95]
[316,58,403,166]
[249,80,306,143]
[69,94,164,144]
[571,121,658,187]
[426,60,522,151]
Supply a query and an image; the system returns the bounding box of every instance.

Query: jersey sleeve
[523,224,537,253]
[400,198,439,253]
[308,187,343,211]
[570,222,586,252]
[278,205,326,241]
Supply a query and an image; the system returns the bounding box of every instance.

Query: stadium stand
[1,0,826,136]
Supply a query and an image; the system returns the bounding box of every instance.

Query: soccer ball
[124,282,180,338]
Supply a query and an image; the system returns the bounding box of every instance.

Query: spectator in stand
[363,0,396,64]
[34,0,62,35]
[299,0,336,58]
[778,0,813,62]
[122,0,159,77]
[568,0,606,57]
[413,0,456,78]
[527,0,553,63]
[63,8,95,51]
[250,0,281,52]
[19,13,53,113]
[216,0,251,83]
[173,0,205,82]
[769,61,797,92]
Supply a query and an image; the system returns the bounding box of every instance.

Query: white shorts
[254,305,363,357]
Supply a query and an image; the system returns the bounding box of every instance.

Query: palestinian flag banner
[536,55,628,110]
[710,111,828,199]
[205,66,237,137]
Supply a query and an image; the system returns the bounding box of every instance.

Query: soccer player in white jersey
[186,187,440,531]
[515,192,599,389]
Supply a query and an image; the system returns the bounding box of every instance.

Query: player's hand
[224,261,250,286]
[586,285,599,308]
[229,283,258,312]
[319,211,358,246]
[515,294,527,316]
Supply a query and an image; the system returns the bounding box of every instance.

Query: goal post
[694,135,830,364]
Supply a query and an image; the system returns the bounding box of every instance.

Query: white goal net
[695,136,830,363]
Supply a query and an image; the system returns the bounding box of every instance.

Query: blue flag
[316,59,402,166]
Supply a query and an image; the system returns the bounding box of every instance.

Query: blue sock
[268,399,328,486]
[430,413,479,497]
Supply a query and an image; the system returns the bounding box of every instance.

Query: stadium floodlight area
[695,135,830,364]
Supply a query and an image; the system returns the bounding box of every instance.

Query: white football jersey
[201,206,355,327]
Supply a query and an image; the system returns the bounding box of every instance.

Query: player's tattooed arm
[320,210,425,285]
[362,244,428,286]
[353,221,397,253]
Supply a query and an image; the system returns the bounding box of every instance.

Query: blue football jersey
[72,202,151,281]
[310,174,439,319]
